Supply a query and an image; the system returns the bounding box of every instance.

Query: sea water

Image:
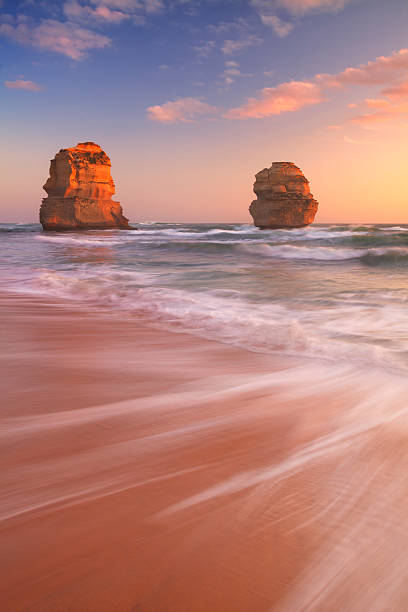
[2,222,408,373]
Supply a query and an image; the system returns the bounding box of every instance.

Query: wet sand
[2,293,408,611]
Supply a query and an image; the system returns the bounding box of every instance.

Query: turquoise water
[2,222,408,371]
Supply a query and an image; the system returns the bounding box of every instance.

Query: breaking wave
[2,222,408,373]
[239,243,408,262]
[12,266,408,374]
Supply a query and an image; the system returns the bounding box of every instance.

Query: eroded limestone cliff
[249,162,318,229]
[40,142,130,230]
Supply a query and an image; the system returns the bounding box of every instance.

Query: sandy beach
[2,0,408,605]
[2,291,408,611]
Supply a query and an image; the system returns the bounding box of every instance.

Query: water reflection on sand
[2,293,408,611]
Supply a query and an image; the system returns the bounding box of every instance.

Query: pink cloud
[382,80,408,99]
[0,17,111,60]
[88,0,163,15]
[0,1,165,62]
[364,98,390,109]
[350,111,394,127]
[343,135,371,144]
[90,0,134,6]
[64,0,130,23]
[274,0,354,15]
[317,49,408,88]
[4,79,42,91]
[33,19,111,59]
[344,55,408,126]
[225,81,324,119]
[89,0,150,9]
[147,97,218,123]
[145,47,408,126]
[227,48,408,121]
[350,96,408,129]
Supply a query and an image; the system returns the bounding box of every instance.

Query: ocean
[2,222,408,373]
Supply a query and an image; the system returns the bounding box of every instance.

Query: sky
[1,0,408,223]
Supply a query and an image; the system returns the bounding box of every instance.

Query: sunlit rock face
[249,162,318,229]
[40,142,130,230]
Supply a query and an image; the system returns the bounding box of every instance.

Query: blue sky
[2,0,408,222]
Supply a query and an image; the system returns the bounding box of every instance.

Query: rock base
[249,195,318,230]
[40,196,130,231]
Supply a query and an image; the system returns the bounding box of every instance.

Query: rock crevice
[249,162,318,229]
[40,142,130,230]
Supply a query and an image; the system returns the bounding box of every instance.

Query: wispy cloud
[350,110,395,127]
[383,81,408,99]
[274,0,353,16]
[252,0,357,37]
[344,135,370,144]
[364,98,389,109]
[227,48,408,122]
[208,18,252,35]
[147,47,408,125]
[0,15,111,60]
[221,34,262,56]
[4,78,43,91]
[143,0,165,14]
[316,49,408,87]
[146,97,218,123]
[64,0,165,23]
[341,52,408,127]
[64,0,130,23]
[89,0,163,12]
[350,95,408,129]
[259,14,293,37]
[89,0,141,8]
[225,81,324,118]
[219,60,250,87]
[0,1,165,60]
[194,40,215,58]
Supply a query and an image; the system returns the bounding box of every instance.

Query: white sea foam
[36,235,122,246]
[130,227,360,241]
[132,227,259,239]
[12,266,407,373]
[239,243,408,261]
[383,226,408,231]
[3,222,408,374]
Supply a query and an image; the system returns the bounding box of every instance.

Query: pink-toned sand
[2,293,408,611]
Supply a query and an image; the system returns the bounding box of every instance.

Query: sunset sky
[1,0,408,223]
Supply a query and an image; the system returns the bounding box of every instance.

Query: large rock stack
[40,142,130,231]
[249,162,318,229]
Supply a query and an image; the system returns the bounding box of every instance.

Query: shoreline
[1,291,299,416]
[2,292,408,611]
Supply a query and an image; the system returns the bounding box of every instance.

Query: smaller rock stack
[249,162,318,229]
[40,142,130,231]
